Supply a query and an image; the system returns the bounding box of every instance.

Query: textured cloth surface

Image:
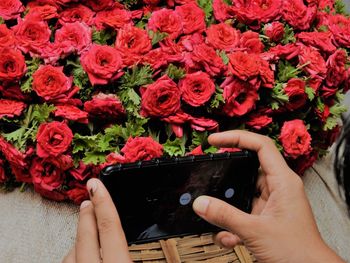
[1,155,350,263]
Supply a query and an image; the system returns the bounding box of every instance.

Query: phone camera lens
[179,193,192,205]
[225,188,235,199]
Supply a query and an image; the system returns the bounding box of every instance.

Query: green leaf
[120,0,139,9]
[82,151,106,165]
[272,83,289,102]
[277,61,300,82]
[316,97,325,113]
[32,103,55,123]
[197,0,213,25]
[318,25,329,32]
[335,0,347,15]
[92,28,116,45]
[0,17,4,24]
[163,137,187,157]
[329,104,347,116]
[209,85,225,110]
[66,58,92,98]
[119,65,153,90]
[323,6,331,14]
[281,24,296,45]
[148,30,168,45]
[20,57,42,93]
[190,131,208,150]
[305,86,316,101]
[135,13,151,29]
[217,50,229,65]
[324,116,339,131]
[165,64,186,80]
[72,134,99,154]
[204,146,218,154]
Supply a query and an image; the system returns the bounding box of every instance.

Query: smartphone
[100,151,259,245]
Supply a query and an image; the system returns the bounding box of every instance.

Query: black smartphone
[100,151,259,245]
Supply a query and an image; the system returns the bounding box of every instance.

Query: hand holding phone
[100,150,259,244]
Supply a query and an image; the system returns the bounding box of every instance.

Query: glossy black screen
[100,151,259,244]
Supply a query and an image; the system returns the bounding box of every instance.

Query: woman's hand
[63,178,132,263]
[193,130,345,263]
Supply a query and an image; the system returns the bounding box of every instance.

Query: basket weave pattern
[129,234,256,262]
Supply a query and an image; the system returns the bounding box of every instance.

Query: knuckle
[97,217,115,234]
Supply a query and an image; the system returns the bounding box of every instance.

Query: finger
[62,246,76,263]
[75,200,101,263]
[87,179,132,263]
[208,130,290,176]
[193,196,256,238]
[213,231,242,248]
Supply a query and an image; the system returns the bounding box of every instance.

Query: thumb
[193,196,255,238]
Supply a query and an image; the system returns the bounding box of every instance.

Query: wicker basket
[128,234,256,262]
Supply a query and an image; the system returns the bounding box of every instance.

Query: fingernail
[193,196,210,215]
[87,179,98,197]
[221,236,236,248]
[80,200,90,210]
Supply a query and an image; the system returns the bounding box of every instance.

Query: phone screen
[100,151,259,244]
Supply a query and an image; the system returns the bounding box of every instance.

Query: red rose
[297,31,336,54]
[179,33,204,51]
[142,48,169,69]
[115,25,152,66]
[264,22,285,43]
[54,105,89,124]
[80,44,123,85]
[315,104,330,123]
[0,159,6,183]
[33,65,72,101]
[284,78,308,111]
[148,9,182,40]
[34,184,66,201]
[231,0,282,27]
[190,117,218,132]
[289,151,318,175]
[0,137,26,168]
[0,0,24,20]
[0,24,15,48]
[68,161,99,181]
[259,58,274,89]
[179,71,215,107]
[27,2,58,20]
[84,93,125,119]
[206,23,240,51]
[190,43,225,77]
[162,111,191,137]
[188,145,204,156]
[36,121,73,158]
[282,0,317,30]
[175,3,206,35]
[85,0,115,11]
[328,15,350,48]
[325,49,347,88]
[0,83,31,101]
[30,157,66,192]
[121,137,163,162]
[240,31,264,54]
[66,182,89,205]
[228,51,260,81]
[94,7,133,30]
[141,75,181,117]
[221,77,259,117]
[318,0,335,12]
[268,43,300,61]
[59,4,95,26]
[213,0,233,22]
[279,119,312,159]
[307,78,322,94]
[0,47,26,82]
[54,22,92,56]
[246,114,272,130]
[298,46,327,80]
[13,14,51,55]
[0,99,26,119]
